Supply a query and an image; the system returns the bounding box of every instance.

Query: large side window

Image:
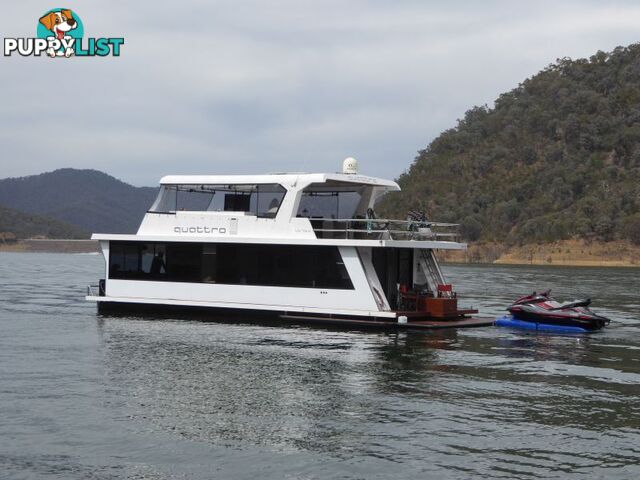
[166,243,202,282]
[148,186,176,213]
[148,184,286,217]
[215,244,352,289]
[109,241,353,289]
[110,242,188,280]
[297,183,364,219]
[254,185,286,218]
[201,244,217,283]
[109,242,141,277]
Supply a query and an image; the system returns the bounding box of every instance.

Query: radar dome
[342,157,358,174]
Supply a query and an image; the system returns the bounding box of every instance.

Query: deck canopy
[152,172,401,219]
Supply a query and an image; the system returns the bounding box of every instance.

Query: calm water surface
[1,252,639,479]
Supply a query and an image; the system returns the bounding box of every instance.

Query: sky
[2,1,640,186]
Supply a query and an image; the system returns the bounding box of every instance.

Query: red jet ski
[507,290,610,331]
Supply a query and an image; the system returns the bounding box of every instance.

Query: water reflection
[97,317,473,462]
[96,311,640,477]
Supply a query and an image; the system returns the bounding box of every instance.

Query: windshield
[296,183,369,219]
[150,184,286,218]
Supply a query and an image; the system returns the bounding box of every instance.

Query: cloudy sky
[2,1,640,186]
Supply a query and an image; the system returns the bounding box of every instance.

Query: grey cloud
[1,1,639,186]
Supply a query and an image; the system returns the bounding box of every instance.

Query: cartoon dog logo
[38,9,77,57]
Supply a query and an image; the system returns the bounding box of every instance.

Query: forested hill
[0,205,87,240]
[381,43,640,246]
[0,169,157,234]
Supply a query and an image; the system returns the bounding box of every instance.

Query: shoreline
[441,260,640,268]
[438,239,640,268]
[0,239,99,254]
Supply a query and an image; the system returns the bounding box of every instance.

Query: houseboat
[86,159,489,330]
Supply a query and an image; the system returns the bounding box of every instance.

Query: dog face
[39,9,77,40]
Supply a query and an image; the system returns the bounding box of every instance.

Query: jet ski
[499,290,610,332]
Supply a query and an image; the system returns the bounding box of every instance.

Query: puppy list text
[4,37,124,57]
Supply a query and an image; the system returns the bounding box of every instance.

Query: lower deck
[90,239,482,329]
[93,299,493,331]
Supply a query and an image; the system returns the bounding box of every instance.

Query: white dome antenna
[342,157,358,174]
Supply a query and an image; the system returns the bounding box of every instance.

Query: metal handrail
[308,218,460,241]
[313,218,459,227]
[312,228,456,237]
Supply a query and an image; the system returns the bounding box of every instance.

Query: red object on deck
[424,297,459,318]
[437,284,453,292]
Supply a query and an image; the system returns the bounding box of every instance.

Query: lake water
[1,252,639,479]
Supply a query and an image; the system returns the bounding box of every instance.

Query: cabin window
[148,184,286,218]
[297,183,364,219]
[166,243,202,282]
[109,243,141,276]
[215,244,352,289]
[200,245,216,283]
[110,243,167,279]
[108,241,353,289]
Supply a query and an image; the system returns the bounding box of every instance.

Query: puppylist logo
[4,8,124,58]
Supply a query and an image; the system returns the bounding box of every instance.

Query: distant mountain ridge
[0,169,157,234]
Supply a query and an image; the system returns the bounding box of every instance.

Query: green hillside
[380,44,640,246]
[0,205,88,240]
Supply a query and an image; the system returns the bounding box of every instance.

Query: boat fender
[398,315,408,324]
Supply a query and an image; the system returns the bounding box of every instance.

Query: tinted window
[109,241,353,289]
[110,242,166,280]
[149,184,286,218]
[297,183,363,219]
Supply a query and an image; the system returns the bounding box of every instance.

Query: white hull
[87,294,396,319]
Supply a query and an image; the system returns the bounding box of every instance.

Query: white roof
[92,233,465,250]
[159,173,400,190]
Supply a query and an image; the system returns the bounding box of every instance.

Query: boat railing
[309,218,460,241]
[87,284,99,297]
[86,279,105,297]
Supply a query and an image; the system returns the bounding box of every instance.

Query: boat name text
[173,226,227,234]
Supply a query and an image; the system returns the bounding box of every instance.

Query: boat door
[357,248,390,311]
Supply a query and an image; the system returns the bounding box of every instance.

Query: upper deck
[92,165,467,250]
